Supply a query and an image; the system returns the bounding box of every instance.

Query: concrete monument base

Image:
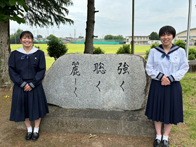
[16,104,155,137]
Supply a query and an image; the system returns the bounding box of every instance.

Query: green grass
[170,72,196,146]
[10,44,149,54]
[181,73,196,139]
[45,56,55,70]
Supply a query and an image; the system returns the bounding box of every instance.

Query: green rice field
[11,44,150,70]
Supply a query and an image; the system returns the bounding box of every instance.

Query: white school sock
[27,126,32,132]
[163,135,168,141]
[156,134,162,141]
[34,127,39,133]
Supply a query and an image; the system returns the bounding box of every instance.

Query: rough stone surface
[43,54,150,111]
[16,105,155,137]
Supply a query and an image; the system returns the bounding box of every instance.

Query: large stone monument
[40,54,154,137]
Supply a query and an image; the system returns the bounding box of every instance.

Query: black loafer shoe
[162,140,169,147]
[32,132,39,141]
[153,139,161,147]
[25,132,32,140]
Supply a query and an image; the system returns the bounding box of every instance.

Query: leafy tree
[37,35,43,39]
[23,0,73,27]
[0,0,73,88]
[113,35,124,40]
[78,36,84,39]
[104,35,113,40]
[0,0,29,23]
[47,38,68,60]
[149,32,159,40]
[47,34,58,41]
[104,35,125,40]
[10,29,23,44]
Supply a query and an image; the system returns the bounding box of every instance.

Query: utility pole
[186,0,192,59]
[74,29,76,40]
[131,0,135,54]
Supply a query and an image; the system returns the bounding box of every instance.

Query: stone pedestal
[39,54,154,137]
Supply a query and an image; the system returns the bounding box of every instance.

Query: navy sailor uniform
[9,47,49,122]
[145,44,189,125]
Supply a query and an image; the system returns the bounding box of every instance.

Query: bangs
[20,31,34,39]
[159,26,176,38]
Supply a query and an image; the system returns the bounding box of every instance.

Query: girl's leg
[163,124,172,136]
[34,118,41,128]
[153,121,162,146]
[154,121,162,135]
[24,118,31,128]
[32,118,41,141]
[162,124,172,146]
[25,118,32,140]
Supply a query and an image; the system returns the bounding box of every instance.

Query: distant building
[38,38,48,41]
[174,28,196,46]
[148,40,162,45]
[59,37,74,43]
[126,36,150,45]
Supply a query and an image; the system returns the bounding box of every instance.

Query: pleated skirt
[145,79,183,125]
[10,83,49,122]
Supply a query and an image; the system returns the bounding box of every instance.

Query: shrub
[188,48,196,60]
[194,42,196,46]
[116,45,131,54]
[174,40,186,49]
[189,48,196,56]
[144,49,150,60]
[47,38,68,60]
[188,54,195,60]
[150,42,160,49]
[144,43,159,60]
[93,46,105,54]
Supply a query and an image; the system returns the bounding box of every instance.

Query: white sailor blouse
[146,44,189,82]
[8,47,46,89]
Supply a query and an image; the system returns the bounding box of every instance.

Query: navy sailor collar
[155,44,180,55]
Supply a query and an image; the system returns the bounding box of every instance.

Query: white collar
[16,47,38,54]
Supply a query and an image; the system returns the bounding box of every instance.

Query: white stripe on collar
[16,47,38,54]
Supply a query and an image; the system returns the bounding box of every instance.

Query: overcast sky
[10,0,196,38]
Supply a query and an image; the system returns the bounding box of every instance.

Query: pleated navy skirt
[145,79,183,125]
[10,82,49,122]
